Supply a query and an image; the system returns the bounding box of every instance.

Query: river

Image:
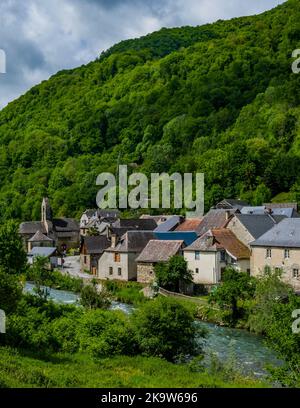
[24,282,282,378]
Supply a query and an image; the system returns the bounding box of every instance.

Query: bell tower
[41,197,53,223]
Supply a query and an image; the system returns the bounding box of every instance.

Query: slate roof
[53,218,79,232]
[19,221,46,235]
[235,214,286,239]
[216,199,249,210]
[28,231,53,242]
[175,218,203,232]
[28,247,57,257]
[196,209,236,237]
[251,218,300,248]
[185,229,250,259]
[241,206,265,215]
[81,236,110,255]
[113,219,157,231]
[154,216,182,232]
[108,231,155,253]
[264,202,298,211]
[136,240,184,263]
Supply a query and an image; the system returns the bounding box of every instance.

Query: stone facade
[251,246,300,291]
[226,217,254,247]
[137,263,155,284]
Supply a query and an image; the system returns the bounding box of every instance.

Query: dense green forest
[0,0,300,221]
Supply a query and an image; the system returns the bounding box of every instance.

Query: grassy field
[0,347,269,388]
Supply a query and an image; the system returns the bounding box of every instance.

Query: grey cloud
[0,0,286,108]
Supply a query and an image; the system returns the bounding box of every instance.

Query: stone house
[136,240,184,284]
[226,213,286,248]
[27,230,55,252]
[98,230,155,281]
[250,218,300,291]
[184,228,250,285]
[80,235,110,275]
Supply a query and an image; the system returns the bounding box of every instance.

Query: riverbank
[0,347,269,388]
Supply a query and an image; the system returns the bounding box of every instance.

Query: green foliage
[103,280,146,305]
[0,221,27,275]
[154,255,193,292]
[0,347,267,388]
[132,296,204,361]
[26,260,83,293]
[0,269,22,314]
[80,283,111,310]
[0,2,299,220]
[248,269,300,387]
[209,268,257,325]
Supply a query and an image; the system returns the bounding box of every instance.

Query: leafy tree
[209,268,256,325]
[132,296,204,361]
[0,268,22,314]
[0,222,27,275]
[154,255,193,293]
[80,283,111,310]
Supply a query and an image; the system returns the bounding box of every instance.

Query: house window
[195,251,200,260]
[118,267,122,276]
[220,251,226,262]
[266,249,272,259]
[84,256,87,264]
[293,269,299,279]
[284,249,290,259]
[195,268,199,274]
[109,267,113,276]
[114,253,121,262]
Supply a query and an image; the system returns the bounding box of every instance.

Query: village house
[98,230,155,281]
[27,246,62,269]
[20,198,80,252]
[226,213,286,248]
[250,218,300,291]
[136,240,185,284]
[80,235,110,275]
[80,209,119,236]
[184,228,250,286]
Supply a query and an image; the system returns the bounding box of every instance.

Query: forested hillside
[0,0,299,221]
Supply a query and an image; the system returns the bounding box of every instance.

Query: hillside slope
[0,0,299,221]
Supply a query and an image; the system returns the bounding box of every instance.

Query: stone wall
[137,263,155,284]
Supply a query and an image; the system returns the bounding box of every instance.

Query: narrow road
[60,256,92,280]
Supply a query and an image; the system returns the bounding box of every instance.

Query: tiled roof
[175,218,203,231]
[251,218,300,248]
[264,202,298,211]
[154,231,198,246]
[136,240,184,263]
[185,228,250,259]
[216,199,249,210]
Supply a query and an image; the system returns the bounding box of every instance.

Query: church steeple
[41,197,53,223]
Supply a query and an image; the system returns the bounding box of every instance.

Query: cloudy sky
[0,0,285,108]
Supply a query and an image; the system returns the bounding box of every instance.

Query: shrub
[132,296,204,361]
